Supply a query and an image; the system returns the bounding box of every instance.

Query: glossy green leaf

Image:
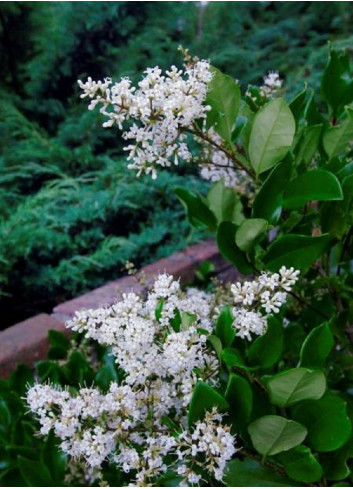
[247,316,283,368]
[321,49,353,117]
[249,98,295,175]
[248,415,307,457]
[277,445,323,483]
[291,393,352,452]
[215,306,235,347]
[9,364,34,397]
[206,67,241,143]
[252,161,291,224]
[95,351,119,391]
[155,298,164,322]
[216,221,253,274]
[225,373,253,430]
[207,180,244,225]
[188,382,229,428]
[294,124,322,165]
[267,368,326,407]
[299,322,334,368]
[48,329,70,351]
[342,174,353,210]
[35,360,66,384]
[207,335,222,360]
[66,350,94,385]
[174,188,217,231]
[289,86,307,122]
[42,431,67,484]
[283,169,343,209]
[322,108,353,159]
[18,456,55,486]
[305,91,325,125]
[262,234,331,273]
[221,347,246,368]
[235,218,268,252]
[320,435,353,481]
[224,458,296,487]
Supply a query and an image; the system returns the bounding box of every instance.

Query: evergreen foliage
[1,1,352,326]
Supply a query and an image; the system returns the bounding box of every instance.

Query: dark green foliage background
[1,1,352,327]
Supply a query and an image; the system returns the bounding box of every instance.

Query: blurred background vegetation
[1,1,352,328]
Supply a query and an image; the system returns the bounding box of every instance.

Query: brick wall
[0,240,237,377]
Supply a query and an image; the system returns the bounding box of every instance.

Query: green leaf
[299,322,334,368]
[207,335,222,360]
[224,458,296,487]
[215,306,235,347]
[305,91,325,125]
[216,222,253,274]
[235,218,268,252]
[155,298,164,322]
[9,364,34,397]
[48,329,71,359]
[277,445,323,483]
[322,108,353,159]
[262,234,331,273]
[267,368,326,407]
[36,360,66,384]
[95,351,119,391]
[18,456,55,486]
[248,415,307,457]
[247,316,283,368]
[188,382,229,428]
[206,67,241,143]
[65,351,94,385]
[174,187,217,231]
[320,435,353,481]
[221,347,246,368]
[289,86,307,122]
[249,98,295,175]
[252,161,291,224]
[180,312,197,330]
[225,373,253,430]
[207,180,244,225]
[41,431,67,484]
[321,49,353,117]
[48,329,70,351]
[294,124,322,165]
[291,393,352,452]
[283,169,343,209]
[342,174,353,210]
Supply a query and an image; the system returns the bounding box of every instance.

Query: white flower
[78,61,213,178]
[259,71,283,98]
[230,267,300,339]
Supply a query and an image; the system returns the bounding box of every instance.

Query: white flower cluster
[176,408,236,485]
[198,129,254,200]
[230,266,300,340]
[78,62,212,179]
[259,71,283,98]
[27,273,237,486]
[199,129,244,188]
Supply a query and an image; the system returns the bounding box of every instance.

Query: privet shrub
[1,48,353,486]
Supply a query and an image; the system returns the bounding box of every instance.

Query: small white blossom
[176,407,237,484]
[230,267,300,339]
[78,61,212,178]
[259,71,283,98]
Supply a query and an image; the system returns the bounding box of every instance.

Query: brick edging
[0,239,230,378]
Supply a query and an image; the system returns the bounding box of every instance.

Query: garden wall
[0,240,237,378]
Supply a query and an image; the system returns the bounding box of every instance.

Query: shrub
[1,47,353,486]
